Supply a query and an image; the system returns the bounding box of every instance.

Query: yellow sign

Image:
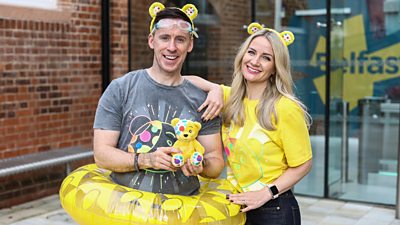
[310,15,399,110]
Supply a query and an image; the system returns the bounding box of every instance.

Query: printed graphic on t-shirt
[112,99,201,195]
[127,116,176,154]
[125,99,198,155]
[223,123,271,192]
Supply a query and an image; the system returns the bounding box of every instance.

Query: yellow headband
[247,22,295,46]
[149,2,198,36]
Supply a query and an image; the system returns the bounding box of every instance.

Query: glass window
[0,0,57,9]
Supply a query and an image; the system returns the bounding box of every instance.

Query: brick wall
[207,0,250,85]
[110,0,129,79]
[0,0,129,208]
[0,0,105,157]
[129,1,153,71]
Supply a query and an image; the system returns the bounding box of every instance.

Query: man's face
[148,19,194,75]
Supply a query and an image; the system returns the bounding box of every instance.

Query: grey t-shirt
[93,69,221,195]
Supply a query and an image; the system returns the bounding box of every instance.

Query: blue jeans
[245,190,301,225]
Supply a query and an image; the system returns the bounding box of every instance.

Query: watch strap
[267,184,279,199]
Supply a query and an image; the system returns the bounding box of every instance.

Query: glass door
[332,0,399,205]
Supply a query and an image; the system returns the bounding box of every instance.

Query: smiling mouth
[247,65,261,73]
[164,55,178,60]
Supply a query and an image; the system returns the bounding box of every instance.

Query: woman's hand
[198,85,223,121]
[227,188,272,212]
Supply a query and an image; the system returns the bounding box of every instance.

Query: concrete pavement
[0,194,399,225]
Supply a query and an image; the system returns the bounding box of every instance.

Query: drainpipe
[274,0,282,31]
[323,0,331,198]
[251,0,255,22]
[101,0,110,92]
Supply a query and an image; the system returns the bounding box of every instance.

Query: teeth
[248,66,260,73]
[165,55,177,60]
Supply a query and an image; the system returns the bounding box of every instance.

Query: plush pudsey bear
[171,118,205,167]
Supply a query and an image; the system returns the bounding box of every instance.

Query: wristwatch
[267,184,279,199]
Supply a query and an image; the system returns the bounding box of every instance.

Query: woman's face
[241,36,276,86]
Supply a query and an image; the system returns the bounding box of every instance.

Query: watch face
[270,185,279,195]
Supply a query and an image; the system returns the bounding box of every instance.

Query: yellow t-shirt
[221,85,312,192]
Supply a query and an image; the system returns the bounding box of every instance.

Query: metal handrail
[0,147,93,177]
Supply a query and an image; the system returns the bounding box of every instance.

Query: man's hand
[181,160,203,177]
[140,147,181,171]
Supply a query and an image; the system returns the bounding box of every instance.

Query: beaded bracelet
[134,153,140,171]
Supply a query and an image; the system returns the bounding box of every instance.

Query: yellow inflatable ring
[60,164,245,225]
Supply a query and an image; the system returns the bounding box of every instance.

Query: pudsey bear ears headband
[247,22,295,46]
[149,2,198,37]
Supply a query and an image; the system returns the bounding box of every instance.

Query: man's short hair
[153,7,192,27]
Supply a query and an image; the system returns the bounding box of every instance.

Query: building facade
[0,0,399,214]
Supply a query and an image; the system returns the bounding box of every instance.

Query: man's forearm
[93,129,137,173]
[94,145,136,172]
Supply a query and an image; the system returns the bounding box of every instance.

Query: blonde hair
[222,29,311,130]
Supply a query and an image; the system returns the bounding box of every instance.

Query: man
[92,4,224,195]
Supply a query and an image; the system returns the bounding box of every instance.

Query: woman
[187,25,312,225]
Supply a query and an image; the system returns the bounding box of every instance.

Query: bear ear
[279,31,295,46]
[171,118,180,127]
[182,4,198,20]
[247,22,263,35]
[149,2,165,18]
[193,121,202,131]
